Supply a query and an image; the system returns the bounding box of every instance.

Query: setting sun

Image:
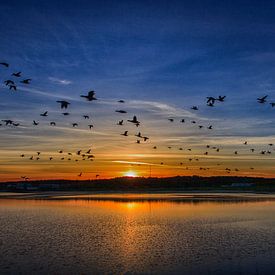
[123,171,138,177]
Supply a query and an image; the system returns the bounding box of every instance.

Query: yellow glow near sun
[126,202,137,209]
[123,171,138,177]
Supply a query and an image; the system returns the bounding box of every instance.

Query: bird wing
[258,95,268,100]
[88,91,95,97]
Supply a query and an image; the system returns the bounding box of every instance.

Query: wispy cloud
[49,77,72,85]
[112,160,163,166]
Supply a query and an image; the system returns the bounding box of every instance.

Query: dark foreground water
[1,193,275,274]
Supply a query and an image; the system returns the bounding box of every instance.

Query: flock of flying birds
[1,61,275,180]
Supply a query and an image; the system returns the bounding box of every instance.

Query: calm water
[1,194,275,274]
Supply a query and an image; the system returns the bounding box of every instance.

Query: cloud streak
[49,77,72,85]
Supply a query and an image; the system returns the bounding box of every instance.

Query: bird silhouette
[2,120,13,125]
[40,111,48,117]
[56,100,70,109]
[20,79,31,84]
[12,72,21,77]
[127,116,140,125]
[4,80,14,86]
[80,91,97,101]
[117,120,124,125]
[88,124,93,129]
[83,115,89,119]
[257,95,268,103]
[180,119,185,123]
[121,131,128,136]
[33,120,39,125]
[191,106,198,110]
[216,96,226,102]
[72,123,78,127]
[118,100,125,103]
[62,112,70,116]
[0,62,9,67]
[116,110,127,114]
[207,97,216,104]
[50,122,56,126]
[270,103,275,107]
[168,118,174,122]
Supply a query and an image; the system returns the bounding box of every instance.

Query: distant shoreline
[1,176,275,195]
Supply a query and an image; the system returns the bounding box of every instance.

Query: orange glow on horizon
[123,171,138,177]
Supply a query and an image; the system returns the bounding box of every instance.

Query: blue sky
[0,0,275,180]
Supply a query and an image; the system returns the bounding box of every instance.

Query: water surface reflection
[1,195,275,274]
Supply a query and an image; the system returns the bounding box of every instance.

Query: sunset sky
[1,0,275,181]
